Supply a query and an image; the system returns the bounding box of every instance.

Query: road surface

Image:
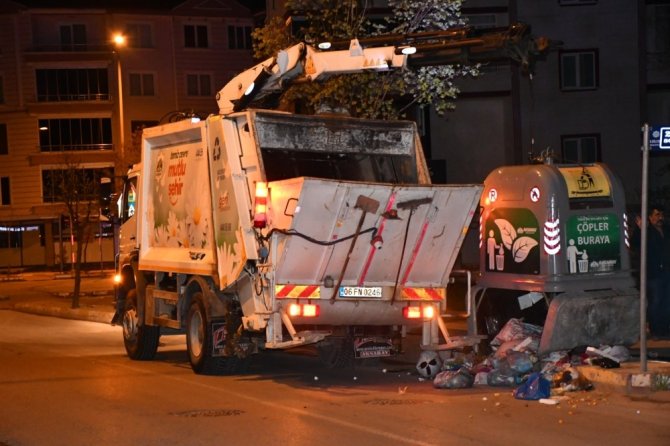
[1,311,669,446]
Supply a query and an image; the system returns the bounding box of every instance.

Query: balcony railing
[36,93,111,102]
[27,43,112,53]
[39,144,114,152]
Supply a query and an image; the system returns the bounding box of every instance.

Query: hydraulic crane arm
[216,22,550,115]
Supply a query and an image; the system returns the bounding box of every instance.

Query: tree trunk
[71,225,84,309]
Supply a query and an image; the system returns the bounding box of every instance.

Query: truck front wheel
[122,290,160,360]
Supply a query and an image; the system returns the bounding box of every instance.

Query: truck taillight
[287,303,320,318]
[113,273,122,285]
[253,181,268,228]
[403,304,435,320]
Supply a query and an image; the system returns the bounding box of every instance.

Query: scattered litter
[398,386,407,394]
[513,372,551,400]
[416,350,442,379]
[417,318,629,393]
[539,398,559,405]
[433,368,474,389]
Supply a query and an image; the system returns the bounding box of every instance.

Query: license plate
[354,337,394,358]
[338,286,382,298]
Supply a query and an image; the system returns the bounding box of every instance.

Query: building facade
[0,0,254,269]
[431,0,667,205]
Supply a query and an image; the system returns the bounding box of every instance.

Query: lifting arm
[215,22,550,116]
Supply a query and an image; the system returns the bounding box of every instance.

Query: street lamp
[112,33,126,163]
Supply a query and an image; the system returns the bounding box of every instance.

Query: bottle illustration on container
[578,250,589,273]
[496,244,505,271]
[487,230,501,270]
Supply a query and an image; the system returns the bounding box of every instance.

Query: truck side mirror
[99,177,117,220]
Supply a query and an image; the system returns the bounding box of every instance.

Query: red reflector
[287,303,320,318]
[301,304,320,318]
[254,182,269,228]
[403,306,422,319]
[403,305,435,320]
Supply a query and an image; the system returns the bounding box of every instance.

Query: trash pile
[416,318,630,399]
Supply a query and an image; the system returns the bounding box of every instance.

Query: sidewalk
[1,270,669,394]
[0,269,116,324]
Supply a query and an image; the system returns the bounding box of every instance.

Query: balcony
[24,42,114,63]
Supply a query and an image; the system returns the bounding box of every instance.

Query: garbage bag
[513,372,551,400]
[492,318,543,346]
[433,368,474,389]
[488,370,519,387]
[506,351,536,374]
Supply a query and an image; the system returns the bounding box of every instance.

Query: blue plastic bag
[513,372,550,400]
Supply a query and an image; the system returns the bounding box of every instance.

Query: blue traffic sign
[649,126,670,151]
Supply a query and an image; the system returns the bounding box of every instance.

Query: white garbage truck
[109,24,550,374]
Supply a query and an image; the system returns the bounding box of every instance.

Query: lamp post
[112,33,126,163]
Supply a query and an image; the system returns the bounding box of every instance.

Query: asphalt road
[1,311,670,446]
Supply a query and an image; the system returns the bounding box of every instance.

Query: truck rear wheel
[317,337,354,369]
[122,290,160,360]
[186,292,249,375]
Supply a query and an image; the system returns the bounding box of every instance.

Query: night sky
[13,1,266,13]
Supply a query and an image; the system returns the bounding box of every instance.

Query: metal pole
[116,53,125,163]
[640,123,649,373]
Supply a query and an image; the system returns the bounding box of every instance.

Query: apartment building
[427,0,667,264]
[431,1,668,201]
[0,0,254,269]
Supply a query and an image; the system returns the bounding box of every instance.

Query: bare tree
[52,160,104,309]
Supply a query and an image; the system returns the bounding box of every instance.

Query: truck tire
[317,337,354,369]
[186,292,250,375]
[122,290,160,360]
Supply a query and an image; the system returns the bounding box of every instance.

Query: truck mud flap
[354,337,394,359]
[539,289,639,354]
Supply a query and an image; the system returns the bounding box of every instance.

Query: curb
[12,301,115,325]
[577,362,670,393]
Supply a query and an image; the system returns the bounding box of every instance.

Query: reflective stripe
[275,284,321,298]
[400,287,444,301]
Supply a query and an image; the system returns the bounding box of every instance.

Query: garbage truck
[475,156,639,353]
[110,24,550,374]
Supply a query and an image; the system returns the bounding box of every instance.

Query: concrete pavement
[1,269,669,394]
[0,269,116,324]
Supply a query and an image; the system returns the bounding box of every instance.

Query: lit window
[36,69,109,102]
[41,167,111,203]
[38,118,113,152]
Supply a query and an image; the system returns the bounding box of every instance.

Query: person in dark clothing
[631,205,670,338]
